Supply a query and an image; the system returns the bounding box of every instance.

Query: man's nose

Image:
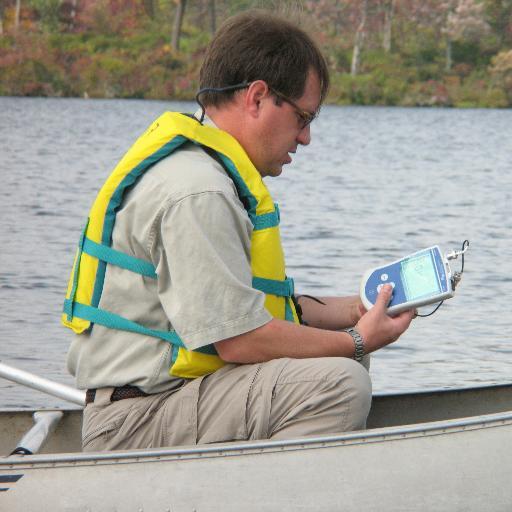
[297,124,311,146]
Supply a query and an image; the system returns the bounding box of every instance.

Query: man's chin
[269,168,283,178]
[261,165,283,178]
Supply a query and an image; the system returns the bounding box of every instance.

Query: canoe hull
[2,412,512,511]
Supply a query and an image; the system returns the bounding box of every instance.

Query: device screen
[400,251,441,301]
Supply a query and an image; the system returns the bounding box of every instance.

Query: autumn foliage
[0,0,511,107]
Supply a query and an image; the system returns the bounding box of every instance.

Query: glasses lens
[298,111,315,129]
[270,88,316,129]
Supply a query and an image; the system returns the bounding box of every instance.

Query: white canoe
[1,383,512,511]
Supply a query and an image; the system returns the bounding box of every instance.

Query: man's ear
[244,80,270,118]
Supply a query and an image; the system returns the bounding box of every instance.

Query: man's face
[252,71,322,178]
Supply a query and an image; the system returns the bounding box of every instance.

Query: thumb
[374,284,393,312]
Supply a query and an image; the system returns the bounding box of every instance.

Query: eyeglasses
[268,86,318,130]
[195,81,318,129]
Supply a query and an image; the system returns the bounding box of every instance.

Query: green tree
[484,0,512,46]
[142,0,159,19]
[489,49,512,102]
[29,0,62,31]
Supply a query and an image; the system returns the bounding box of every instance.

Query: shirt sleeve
[152,190,272,350]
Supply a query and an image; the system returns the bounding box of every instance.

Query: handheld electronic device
[360,243,469,315]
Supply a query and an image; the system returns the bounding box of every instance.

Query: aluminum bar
[12,410,64,455]
[0,361,85,406]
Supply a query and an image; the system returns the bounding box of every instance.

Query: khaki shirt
[67,117,272,393]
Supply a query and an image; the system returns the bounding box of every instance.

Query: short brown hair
[199,10,329,107]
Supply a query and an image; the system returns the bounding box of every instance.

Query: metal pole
[0,361,85,406]
[12,411,64,455]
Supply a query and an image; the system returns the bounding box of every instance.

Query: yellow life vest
[62,112,299,379]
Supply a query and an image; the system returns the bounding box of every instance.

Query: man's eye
[297,113,308,126]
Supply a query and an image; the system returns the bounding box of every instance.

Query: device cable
[416,240,469,318]
[195,82,250,123]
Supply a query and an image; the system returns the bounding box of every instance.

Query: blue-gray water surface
[0,97,511,409]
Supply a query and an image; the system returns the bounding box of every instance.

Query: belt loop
[94,387,115,406]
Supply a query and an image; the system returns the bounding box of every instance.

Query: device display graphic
[401,252,441,302]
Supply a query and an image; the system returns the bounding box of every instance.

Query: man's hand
[355,284,414,353]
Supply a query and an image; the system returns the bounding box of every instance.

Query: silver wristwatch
[344,328,365,362]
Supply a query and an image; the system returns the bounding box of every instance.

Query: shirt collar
[193,108,217,128]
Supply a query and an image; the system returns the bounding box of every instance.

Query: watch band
[344,327,365,362]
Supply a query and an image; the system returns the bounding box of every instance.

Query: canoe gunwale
[373,381,512,397]
[3,408,512,468]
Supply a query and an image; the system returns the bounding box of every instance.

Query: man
[64,11,414,452]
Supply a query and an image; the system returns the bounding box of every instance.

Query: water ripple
[1,98,512,407]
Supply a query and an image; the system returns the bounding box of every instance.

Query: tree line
[0,0,511,107]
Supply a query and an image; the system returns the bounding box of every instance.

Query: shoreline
[1,93,510,109]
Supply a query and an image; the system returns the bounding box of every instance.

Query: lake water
[1,97,511,409]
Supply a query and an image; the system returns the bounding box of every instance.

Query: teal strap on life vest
[252,208,280,230]
[284,298,295,322]
[252,276,294,297]
[82,238,157,279]
[63,300,218,355]
[63,299,185,346]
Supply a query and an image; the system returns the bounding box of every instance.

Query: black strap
[182,112,200,123]
[292,294,327,326]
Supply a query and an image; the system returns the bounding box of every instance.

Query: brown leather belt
[85,385,149,405]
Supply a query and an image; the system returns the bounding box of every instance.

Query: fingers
[374,284,393,312]
[394,308,415,330]
[397,308,415,320]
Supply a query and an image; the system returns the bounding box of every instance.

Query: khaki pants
[82,357,372,452]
